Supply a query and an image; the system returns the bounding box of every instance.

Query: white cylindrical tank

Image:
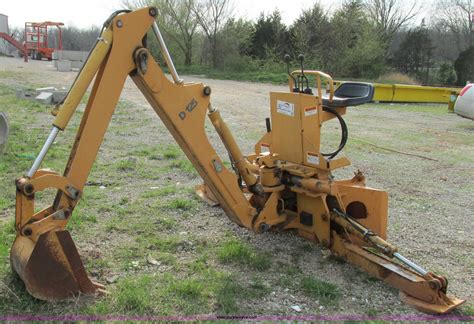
[454,84,474,120]
[0,14,9,55]
[0,14,8,33]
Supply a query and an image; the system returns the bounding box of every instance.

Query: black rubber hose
[321,106,348,159]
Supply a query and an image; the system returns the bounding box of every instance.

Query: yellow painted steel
[10,6,465,314]
[375,83,461,103]
[335,81,461,104]
[53,28,113,130]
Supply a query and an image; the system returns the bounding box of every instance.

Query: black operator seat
[322,82,374,108]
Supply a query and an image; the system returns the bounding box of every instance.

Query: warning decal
[304,106,318,117]
[277,100,295,117]
[307,151,319,165]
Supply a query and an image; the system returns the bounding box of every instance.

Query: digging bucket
[10,230,102,300]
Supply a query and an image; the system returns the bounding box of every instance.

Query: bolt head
[24,183,34,195]
[203,86,211,96]
[23,228,32,236]
[149,7,157,17]
[116,20,123,28]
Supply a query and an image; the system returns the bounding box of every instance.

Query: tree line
[14,0,473,85]
[124,0,473,86]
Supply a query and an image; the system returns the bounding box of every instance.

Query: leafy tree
[249,10,289,60]
[59,26,101,51]
[437,62,457,85]
[339,25,386,78]
[394,25,434,83]
[454,45,474,85]
[290,3,331,69]
[218,18,255,69]
[331,0,385,77]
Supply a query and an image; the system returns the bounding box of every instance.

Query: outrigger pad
[400,291,465,315]
[10,230,98,300]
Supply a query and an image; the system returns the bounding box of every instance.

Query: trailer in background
[24,21,64,60]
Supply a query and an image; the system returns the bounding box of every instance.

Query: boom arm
[11,7,464,314]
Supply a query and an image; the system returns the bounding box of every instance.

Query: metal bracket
[65,185,81,200]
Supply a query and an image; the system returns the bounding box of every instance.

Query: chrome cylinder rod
[393,252,428,276]
[151,22,183,84]
[27,126,60,178]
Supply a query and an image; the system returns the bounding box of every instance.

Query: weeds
[141,186,177,198]
[115,159,136,171]
[301,276,341,306]
[169,198,194,210]
[214,276,240,314]
[218,239,271,270]
[163,145,180,159]
[169,159,197,175]
[115,275,155,313]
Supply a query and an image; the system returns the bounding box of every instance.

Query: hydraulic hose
[321,106,348,159]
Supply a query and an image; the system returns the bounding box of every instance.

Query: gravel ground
[0,56,472,316]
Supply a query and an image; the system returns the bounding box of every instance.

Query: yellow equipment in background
[335,81,461,104]
[10,7,465,314]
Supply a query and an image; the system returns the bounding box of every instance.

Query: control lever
[284,54,299,93]
[298,54,312,95]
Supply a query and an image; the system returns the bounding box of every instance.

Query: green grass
[0,78,274,317]
[141,186,177,198]
[301,276,341,306]
[136,234,182,253]
[214,276,240,314]
[163,145,181,159]
[169,198,194,210]
[168,159,197,176]
[85,271,248,315]
[66,209,98,232]
[114,275,156,313]
[115,158,136,171]
[0,220,15,275]
[155,252,177,265]
[372,102,447,115]
[461,305,474,316]
[217,239,271,271]
[177,65,288,85]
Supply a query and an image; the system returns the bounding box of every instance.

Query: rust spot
[15,231,96,300]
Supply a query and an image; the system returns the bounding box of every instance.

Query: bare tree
[364,0,420,42]
[435,0,473,50]
[123,0,198,66]
[192,0,232,68]
[161,0,198,65]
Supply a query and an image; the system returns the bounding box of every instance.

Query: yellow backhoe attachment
[10,7,465,313]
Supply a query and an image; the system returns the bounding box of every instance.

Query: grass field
[0,82,275,315]
[0,63,472,318]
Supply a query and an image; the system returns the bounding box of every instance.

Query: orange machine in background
[24,21,63,60]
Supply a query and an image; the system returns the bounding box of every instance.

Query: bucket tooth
[10,230,99,301]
